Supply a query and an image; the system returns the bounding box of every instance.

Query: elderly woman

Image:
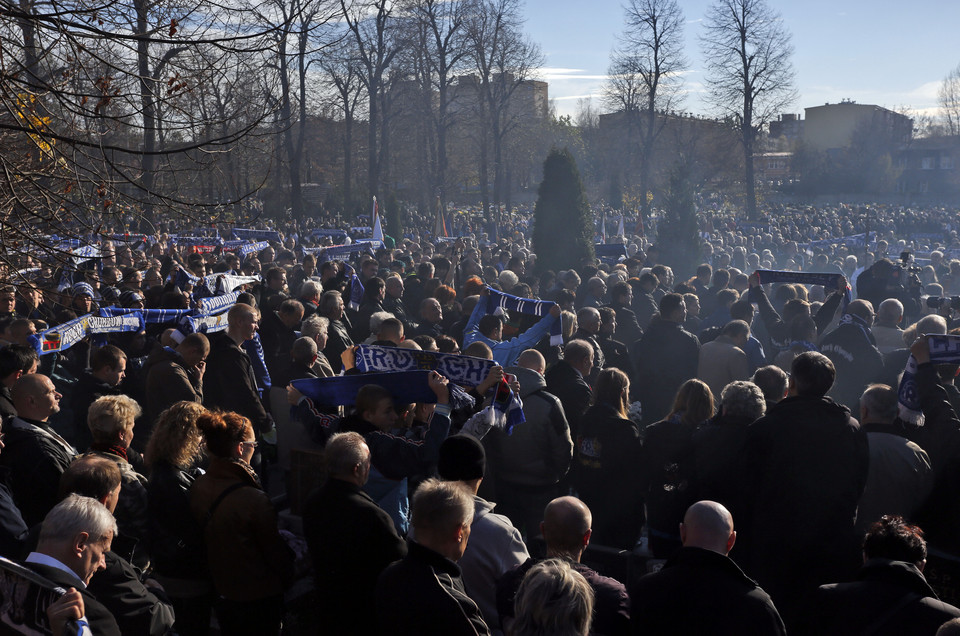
[191,410,293,636]
[86,394,149,564]
[145,401,210,636]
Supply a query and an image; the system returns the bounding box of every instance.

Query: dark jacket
[630,318,700,425]
[691,413,754,519]
[303,478,407,636]
[0,386,15,419]
[497,557,630,636]
[376,540,490,636]
[143,346,203,428]
[741,394,869,625]
[258,309,300,380]
[69,370,122,451]
[573,403,643,550]
[630,546,786,636]
[204,332,270,434]
[383,295,414,329]
[189,457,294,601]
[88,550,177,636]
[352,299,385,342]
[323,317,354,373]
[87,447,149,566]
[146,461,207,580]
[803,559,960,635]
[544,360,592,439]
[0,468,28,559]
[23,559,121,636]
[0,416,76,526]
[609,301,643,351]
[820,316,885,411]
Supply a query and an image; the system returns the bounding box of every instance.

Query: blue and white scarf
[172,236,223,248]
[99,307,192,324]
[31,312,144,355]
[345,263,364,311]
[355,345,496,387]
[231,228,281,242]
[238,241,270,259]
[754,269,851,313]
[197,291,242,314]
[292,371,438,406]
[484,288,562,346]
[898,334,960,424]
[215,274,261,293]
[179,308,231,335]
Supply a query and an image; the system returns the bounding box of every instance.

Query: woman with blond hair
[511,558,594,636]
[641,378,715,558]
[571,368,644,550]
[86,393,149,564]
[145,401,210,636]
[190,410,293,636]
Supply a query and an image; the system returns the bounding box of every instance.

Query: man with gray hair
[376,478,489,635]
[572,306,605,376]
[298,279,322,320]
[872,298,904,354]
[693,381,766,516]
[23,494,121,635]
[304,432,405,636]
[300,315,335,377]
[630,501,785,635]
[855,383,933,535]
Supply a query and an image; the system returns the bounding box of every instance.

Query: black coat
[572,403,643,550]
[23,560,121,636]
[544,360,592,439]
[88,550,177,636]
[258,309,300,379]
[204,332,269,434]
[802,559,960,636]
[303,478,406,636]
[0,469,28,560]
[630,318,699,425]
[376,540,490,636]
[146,461,208,580]
[741,395,869,626]
[609,301,643,351]
[69,371,122,452]
[630,546,785,636]
[323,317,354,373]
[0,417,76,526]
[820,319,884,411]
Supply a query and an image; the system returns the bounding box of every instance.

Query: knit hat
[437,434,486,482]
[119,290,144,307]
[72,282,94,297]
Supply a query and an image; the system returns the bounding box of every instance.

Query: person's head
[356,384,397,431]
[11,373,61,422]
[265,266,286,291]
[320,290,345,321]
[680,500,736,556]
[7,318,36,346]
[385,275,404,299]
[478,314,505,341]
[410,478,474,561]
[463,341,493,360]
[563,339,594,378]
[720,381,765,421]
[937,619,960,636]
[437,435,486,493]
[682,293,701,319]
[610,280,632,306]
[362,277,386,305]
[90,344,127,387]
[197,410,256,462]
[300,280,322,304]
[324,431,371,487]
[846,299,875,326]
[862,515,927,570]
[87,394,141,448]
[859,383,898,425]
[227,302,259,343]
[377,317,404,345]
[659,293,686,323]
[729,299,754,325]
[916,313,948,337]
[144,401,206,470]
[789,351,835,398]
[301,315,330,351]
[594,368,630,418]
[37,494,117,585]
[696,263,712,285]
[512,559,595,636]
[176,332,210,370]
[277,299,305,329]
[516,349,546,376]
[0,285,16,314]
[541,496,592,560]
[291,336,318,368]
[721,319,750,349]
[58,455,122,513]
[0,344,39,388]
[751,365,788,404]
[876,298,904,327]
[420,297,443,324]
[667,379,714,426]
[576,307,601,335]
[361,258,380,281]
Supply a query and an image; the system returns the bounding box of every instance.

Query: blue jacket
[463,300,558,367]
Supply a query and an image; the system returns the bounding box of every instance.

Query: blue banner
[355,345,495,387]
[291,371,437,407]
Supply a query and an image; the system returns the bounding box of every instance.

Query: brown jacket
[697,334,750,400]
[144,347,203,426]
[189,457,293,601]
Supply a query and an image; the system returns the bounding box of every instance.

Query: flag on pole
[601,209,607,244]
[372,196,378,222]
[435,203,448,238]
[617,213,625,238]
[372,208,384,244]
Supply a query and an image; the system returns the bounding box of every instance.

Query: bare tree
[940,63,960,136]
[605,0,686,216]
[700,0,797,219]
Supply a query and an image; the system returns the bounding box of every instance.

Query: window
[941,155,954,170]
[921,157,936,170]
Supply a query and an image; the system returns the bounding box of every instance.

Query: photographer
[856,256,922,322]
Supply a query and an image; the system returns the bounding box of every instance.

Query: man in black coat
[376,478,490,635]
[69,344,126,452]
[319,290,354,373]
[303,432,406,636]
[23,495,122,636]
[630,500,785,636]
[630,293,700,425]
[544,339,593,440]
[741,351,869,630]
[819,300,885,411]
[802,515,960,635]
[608,281,642,352]
[258,298,305,379]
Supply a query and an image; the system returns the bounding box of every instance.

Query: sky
[522,0,960,123]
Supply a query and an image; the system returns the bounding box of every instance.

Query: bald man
[630,501,786,635]
[496,496,630,636]
[492,349,573,538]
[0,374,76,526]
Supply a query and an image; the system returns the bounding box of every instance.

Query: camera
[926,296,960,311]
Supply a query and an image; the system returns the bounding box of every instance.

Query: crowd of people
[2,200,960,635]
